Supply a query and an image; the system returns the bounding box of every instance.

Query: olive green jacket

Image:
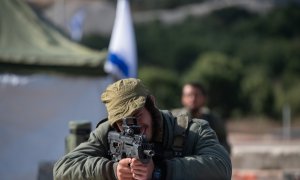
[53,110,231,180]
[171,107,231,154]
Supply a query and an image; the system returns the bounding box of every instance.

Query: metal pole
[282,104,291,140]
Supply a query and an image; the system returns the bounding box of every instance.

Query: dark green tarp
[0,0,106,75]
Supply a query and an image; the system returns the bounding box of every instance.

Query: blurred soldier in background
[172,82,231,154]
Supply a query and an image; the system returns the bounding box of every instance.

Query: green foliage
[241,68,274,115]
[210,7,257,26]
[135,5,300,119]
[263,5,300,38]
[131,0,205,10]
[138,67,181,109]
[81,4,300,119]
[183,52,242,117]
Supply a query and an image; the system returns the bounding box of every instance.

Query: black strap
[96,118,108,128]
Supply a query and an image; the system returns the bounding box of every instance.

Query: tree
[241,67,274,115]
[183,52,242,117]
[138,67,181,109]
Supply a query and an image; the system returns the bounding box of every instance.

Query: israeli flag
[105,0,137,79]
[69,8,86,41]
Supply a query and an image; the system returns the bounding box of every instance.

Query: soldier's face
[182,85,205,111]
[116,107,153,141]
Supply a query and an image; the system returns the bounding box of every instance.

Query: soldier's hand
[130,158,154,180]
[117,158,134,180]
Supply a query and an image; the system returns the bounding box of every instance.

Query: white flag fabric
[105,0,137,79]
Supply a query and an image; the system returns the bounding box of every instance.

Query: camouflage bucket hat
[101,78,150,126]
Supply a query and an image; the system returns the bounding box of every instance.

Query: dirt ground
[226,118,300,180]
[227,117,300,143]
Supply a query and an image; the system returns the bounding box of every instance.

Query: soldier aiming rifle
[54,78,231,180]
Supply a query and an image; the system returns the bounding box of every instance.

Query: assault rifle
[108,117,155,164]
